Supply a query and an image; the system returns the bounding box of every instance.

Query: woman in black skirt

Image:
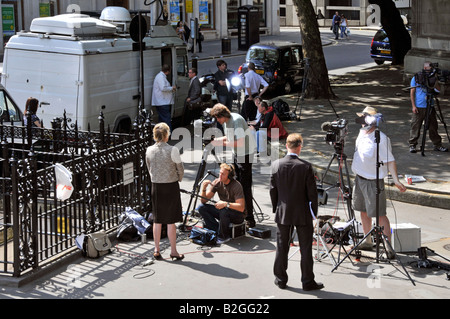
[145,123,185,261]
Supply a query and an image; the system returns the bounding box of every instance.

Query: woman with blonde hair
[145,123,185,260]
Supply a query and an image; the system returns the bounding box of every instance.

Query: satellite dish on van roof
[129,15,147,42]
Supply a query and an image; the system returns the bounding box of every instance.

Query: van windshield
[0,89,22,122]
[246,48,279,63]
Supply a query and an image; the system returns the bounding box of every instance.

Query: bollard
[222,38,231,55]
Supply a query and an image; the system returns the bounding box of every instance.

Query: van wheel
[375,59,385,65]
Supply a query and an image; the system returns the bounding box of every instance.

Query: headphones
[222,163,235,179]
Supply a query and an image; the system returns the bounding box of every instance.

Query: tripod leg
[435,98,450,142]
[380,233,416,286]
[421,97,433,156]
[331,229,374,272]
[320,153,338,186]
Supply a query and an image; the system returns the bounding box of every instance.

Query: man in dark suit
[183,67,202,124]
[270,133,323,291]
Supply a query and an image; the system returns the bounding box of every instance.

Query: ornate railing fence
[0,112,153,276]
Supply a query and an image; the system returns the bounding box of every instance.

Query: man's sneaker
[246,220,256,229]
[434,146,448,152]
[409,145,417,153]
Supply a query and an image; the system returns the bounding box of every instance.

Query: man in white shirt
[241,62,269,121]
[352,106,406,257]
[152,64,176,131]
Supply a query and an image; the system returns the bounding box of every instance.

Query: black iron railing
[0,111,153,276]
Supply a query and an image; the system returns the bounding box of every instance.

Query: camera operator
[352,107,406,259]
[198,163,245,244]
[409,62,448,153]
[210,103,257,228]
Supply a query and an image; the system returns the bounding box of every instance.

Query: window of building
[253,0,266,27]
[38,0,58,16]
[106,0,129,8]
[106,0,129,9]
[227,0,241,29]
[199,0,214,29]
[168,0,185,25]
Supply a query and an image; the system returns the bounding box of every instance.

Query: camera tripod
[179,141,221,232]
[316,143,362,265]
[331,129,415,286]
[420,92,450,156]
[319,142,356,223]
[294,58,310,121]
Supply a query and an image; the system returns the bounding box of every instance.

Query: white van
[1,7,189,132]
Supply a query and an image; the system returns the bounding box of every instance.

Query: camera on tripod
[193,108,219,145]
[416,62,450,95]
[321,118,348,147]
[194,108,217,130]
[429,63,450,83]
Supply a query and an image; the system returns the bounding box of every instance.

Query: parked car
[370,29,392,65]
[238,41,304,95]
[370,27,411,65]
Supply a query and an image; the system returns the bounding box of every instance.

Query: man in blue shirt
[331,12,341,40]
[409,62,448,153]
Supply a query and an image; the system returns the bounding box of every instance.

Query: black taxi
[238,41,304,95]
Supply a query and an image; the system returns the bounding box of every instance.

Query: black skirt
[151,182,183,224]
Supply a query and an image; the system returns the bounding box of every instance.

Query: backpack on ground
[272,99,291,121]
[78,230,112,258]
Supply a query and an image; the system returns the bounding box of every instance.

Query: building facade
[1,0,281,44]
[404,0,450,80]
[279,0,412,28]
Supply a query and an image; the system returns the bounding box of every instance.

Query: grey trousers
[408,107,442,147]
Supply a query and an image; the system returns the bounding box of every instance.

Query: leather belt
[357,174,376,181]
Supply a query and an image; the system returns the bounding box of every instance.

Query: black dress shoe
[303,281,324,291]
[274,279,287,289]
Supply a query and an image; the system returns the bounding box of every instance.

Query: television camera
[321,118,348,150]
[429,63,450,83]
[415,62,450,94]
[199,71,244,112]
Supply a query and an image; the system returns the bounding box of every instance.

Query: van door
[2,49,81,127]
[160,47,189,119]
[173,48,189,118]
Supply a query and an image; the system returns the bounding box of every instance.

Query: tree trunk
[369,0,411,65]
[294,0,335,99]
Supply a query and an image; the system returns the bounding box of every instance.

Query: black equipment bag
[272,99,291,121]
[117,207,153,241]
[189,226,217,246]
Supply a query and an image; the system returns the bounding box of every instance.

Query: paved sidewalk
[1,27,449,302]
[189,27,450,210]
